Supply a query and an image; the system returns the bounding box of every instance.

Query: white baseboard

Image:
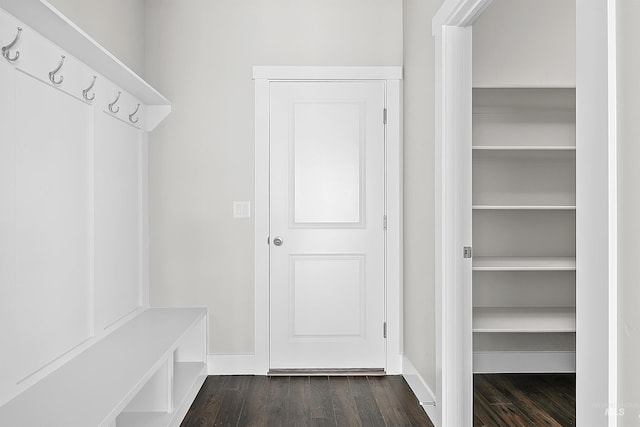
[473,351,576,374]
[402,355,440,427]
[207,354,255,375]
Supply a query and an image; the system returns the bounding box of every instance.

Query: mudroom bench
[0,308,207,427]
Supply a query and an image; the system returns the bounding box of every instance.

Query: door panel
[269,81,386,370]
[291,255,365,338]
[293,102,364,225]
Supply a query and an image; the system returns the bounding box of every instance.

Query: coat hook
[129,103,140,124]
[109,91,121,114]
[82,75,97,102]
[2,27,22,62]
[49,55,65,85]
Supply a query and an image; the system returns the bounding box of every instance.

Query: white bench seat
[0,307,207,427]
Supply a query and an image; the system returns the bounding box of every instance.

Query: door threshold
[268,368,385,377]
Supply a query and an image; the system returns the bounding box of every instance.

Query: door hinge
[463,246,472,259]
[383,108,387,125]
[383,215,388,231]
[383,322,387,338]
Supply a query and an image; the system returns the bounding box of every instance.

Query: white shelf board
[0,0,169,106]
[117,363,206,427]
[173,362,206,410]
[473,351,576,374]
[0,308,207,427]
[473,205,576,210]
[473,307,576,333]
[472,84,577,89]
[472,145,576,151]
[473,257,576,271]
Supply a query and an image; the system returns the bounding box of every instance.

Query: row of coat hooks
[2,26,140,124]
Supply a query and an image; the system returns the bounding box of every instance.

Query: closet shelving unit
[471,87,576,372]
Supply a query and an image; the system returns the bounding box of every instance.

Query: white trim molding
[433,1,490,424]
[252,66,402,81]
[253,66,403,376]
[432,0,493,30]
[473,351,576,374]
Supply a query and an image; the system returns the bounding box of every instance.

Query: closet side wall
[616,0,640,422]
[402,0,443,391]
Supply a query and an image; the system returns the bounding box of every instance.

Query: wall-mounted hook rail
[109,91,121,114]
[1,27,22,62]
[129,103,140,124]
[82,75,97,102]
[49,55,65,85]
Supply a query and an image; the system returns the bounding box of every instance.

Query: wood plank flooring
[474,374,576,427]
[180,374,575,426]
[180,375,433,426]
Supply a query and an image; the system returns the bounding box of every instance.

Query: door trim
[432,3,484,423]
[253,66,403,375]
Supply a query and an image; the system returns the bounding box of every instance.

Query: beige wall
[616,0,640,423]
[144,0,402,355]
[402,0,443,390]
[47,0,146,76]
[473,0,575,87]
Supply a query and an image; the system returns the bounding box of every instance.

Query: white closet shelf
[0,0,169,106]
[472,146,576,151]
[472,85,577,89]
[0,308,207,427]
[473,307,576,333]
[472,205,576,210]
[473,257,576,271]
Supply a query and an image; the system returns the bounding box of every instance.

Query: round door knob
[273,237,284,246]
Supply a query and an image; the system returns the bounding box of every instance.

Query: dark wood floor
[180,375,433,426]
[474,374,576,427]
[181,374,576,426]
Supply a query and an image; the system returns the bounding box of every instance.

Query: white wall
[473,0,575,87]
[402,0,443,391]
[616,0,640,423]
[46,0,146,76]
[144,0,402,356]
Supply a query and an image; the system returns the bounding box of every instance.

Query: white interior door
[269,81,386,370]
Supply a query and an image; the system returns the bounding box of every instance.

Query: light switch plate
[233,201,251,218]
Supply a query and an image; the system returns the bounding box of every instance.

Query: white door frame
[253,66,403,375]
[432,1,618,426]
